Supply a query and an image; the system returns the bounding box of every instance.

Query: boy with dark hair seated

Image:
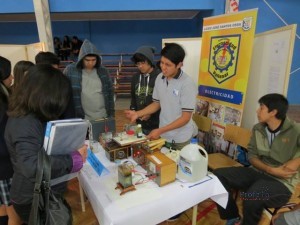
[213,93,300,225]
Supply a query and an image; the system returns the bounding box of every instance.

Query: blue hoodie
[64,39,115,118]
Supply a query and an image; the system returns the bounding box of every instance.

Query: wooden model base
[115,182,136,195]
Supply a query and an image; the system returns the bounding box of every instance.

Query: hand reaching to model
[146,128,161,140]
[124,110,139,123]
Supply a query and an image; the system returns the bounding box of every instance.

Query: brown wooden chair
[208,124,252,171]
[208,152,243,170]
[192,114,212,149]
[192,114,212,133]
[192,114,245,170]
[223,124,252,151]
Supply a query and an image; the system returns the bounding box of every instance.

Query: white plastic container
[178,143,208,182]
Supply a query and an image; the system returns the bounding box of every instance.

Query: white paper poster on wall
[26,42,45,63]
[0,42,45,69]
[0,45,27,70]
[242,25,296,129]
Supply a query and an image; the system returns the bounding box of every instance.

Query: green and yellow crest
[208,35,240,84]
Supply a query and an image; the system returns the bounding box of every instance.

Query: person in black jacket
[0,56,22,225]
[35,51,76,119]
[130,46,161,134]
[5,64,88,224]
[35,51,60,68]
[70,36,83,61]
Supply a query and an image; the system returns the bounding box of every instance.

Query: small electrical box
[146,152,177,187]
[132,142,159,169]
[115,163,136,195]
[104,141,131,162]
[132,143,148,168]
[118,164,133,188]
[132,138,166,168]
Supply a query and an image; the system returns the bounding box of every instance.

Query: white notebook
[44,119,88,155]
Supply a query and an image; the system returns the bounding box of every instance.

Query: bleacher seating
[102,54,138,96]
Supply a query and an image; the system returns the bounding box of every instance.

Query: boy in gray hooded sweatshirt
[64,39,115,120]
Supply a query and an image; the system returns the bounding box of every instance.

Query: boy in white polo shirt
[125,43,197,150]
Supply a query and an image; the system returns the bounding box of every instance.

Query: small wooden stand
[115,182,136,195]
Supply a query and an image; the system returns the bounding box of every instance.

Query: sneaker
[226,217,241,225]
[166,213,181,222]
[166,218,179,222]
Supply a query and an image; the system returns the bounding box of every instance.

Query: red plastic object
[126,130,134,135]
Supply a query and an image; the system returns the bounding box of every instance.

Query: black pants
[213,167,292,225]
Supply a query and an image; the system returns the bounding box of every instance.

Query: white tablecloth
[78,145,228,225]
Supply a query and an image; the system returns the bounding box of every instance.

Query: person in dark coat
[0,56,22,225]
[70,36,83,61]
[5,64,88,223]
[35,51,76,119]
